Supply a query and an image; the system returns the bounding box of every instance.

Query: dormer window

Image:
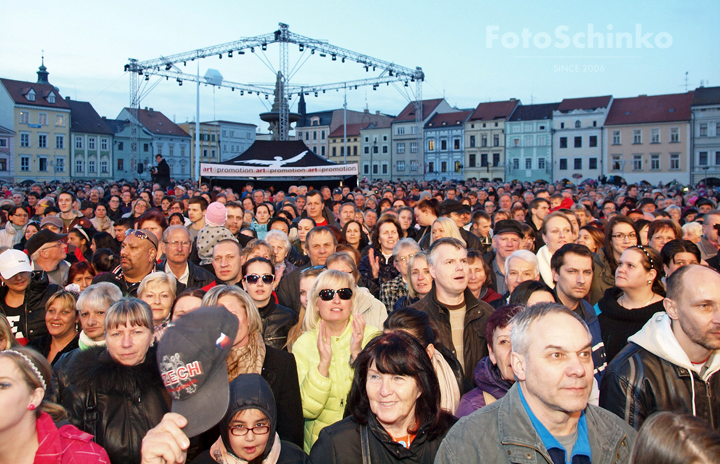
[26,89,36,102]
[47,92,56,104]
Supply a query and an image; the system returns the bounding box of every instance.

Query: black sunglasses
[319,288,353,301]
[243,273,275,285]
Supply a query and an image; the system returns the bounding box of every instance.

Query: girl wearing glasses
[241,257,297,351]
[293,269,379,453]
[589,215,639,305]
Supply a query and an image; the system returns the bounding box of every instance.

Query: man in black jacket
[410,237,494,386]
[153,154,171,190]
[600,264,720,431]
[159,226,214,293]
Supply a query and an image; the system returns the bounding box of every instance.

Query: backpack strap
[83,387,99,442]
[361,425,371,464]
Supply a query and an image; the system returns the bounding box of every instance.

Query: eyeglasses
[164,240,191,248]
[611,233,637,241]
[301,265,327,274]
[243,273,275,285]
[395,253,416,263]
[124,229,158,249]
[229,425,271,437]
[319,288,353,301]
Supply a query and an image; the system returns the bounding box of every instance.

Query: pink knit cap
[205,202,227,226]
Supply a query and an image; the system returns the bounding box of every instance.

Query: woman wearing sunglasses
[293,269,379,453]
[241,257,297,351]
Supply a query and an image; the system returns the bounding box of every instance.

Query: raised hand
[140,413,190,464]
[349,314,366,362]
[368,248,381,279]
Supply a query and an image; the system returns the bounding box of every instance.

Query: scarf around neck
[226,331,266,382]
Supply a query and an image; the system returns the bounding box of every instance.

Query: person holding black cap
[26,228,70,286]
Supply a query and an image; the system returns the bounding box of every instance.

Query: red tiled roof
[125,107,190,137]
[329,122,374,138]
[394,98,444,122]
[0,78,70,109]
[469,99,519,121]
[425,110,472,128]
[605,92,694,125]
[557,95,612,112]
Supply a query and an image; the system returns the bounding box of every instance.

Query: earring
[28,404,36,411]
[647,280,652,285]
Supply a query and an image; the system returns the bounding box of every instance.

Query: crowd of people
[1,176,720,463]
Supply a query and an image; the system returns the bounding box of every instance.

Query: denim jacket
[435,384,637,464]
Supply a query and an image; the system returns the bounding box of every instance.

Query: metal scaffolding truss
[125,22,424,178]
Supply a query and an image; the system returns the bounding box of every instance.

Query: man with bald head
[92,228,158,296]
[601,264,720,431]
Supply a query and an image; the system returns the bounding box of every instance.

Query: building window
[700,123,708,137]
[38,134,47,148]
[55,135,64,149]
[513,138,520,148]
[717,123,720,136]
[0,158,5,171]
[512,159,519,170]
[180,146,186,157]
[411,126,418,135]
[56,115,64,126]
[441,161,447,172]
[313,131,317,140]
[574,158,582,170]
[144,143,149,152]
[88,138,96,150]
[492,153,500,167]
[88,160,96,173]
[383,145,388,153]
[469,135,475,147]
[612,131,621,145]
[651,129,660,143]
[353,146,357,156]
[19,111,29,124]
[38,113,47,125]
[321,130,325,139]
[699,152,708,165]
[382,164,388,174]
[397,143,405,154]
[525,158,532,169]
[469,154,476,167]
[0,139,5,147]
[118,141,124,151]
[670,128,679,142]
[39,157,48,172]
[651,154,660,170]
[203,149,208,158]
[47,93,55,103]
[101,161,108,173]
[428,140,434,151]
[589,135,597,147]
[332,147,336,157]
[560,122,565,129]
[559,137,567,148]
[75,137,83,149]
[20,133,30,147]
[397,161,405,171]
[481,153,488,167]
[101,138,108,150]
[538,158,546,169]
[574,136,582,148]
[493,134,499,146]
[76,160,83,173]
[373,145,379,154]
[56,157,65,172]
[21,157,29,171]
[397,127,405,135]
[612,155,622,171]
[524,136,532,146]
[373,164,379,174]
[633,155,642,170]
[716,151,720,165]
[321,146,325,157]
[454,139,460,150]
[670,154,679,170]
[633,129,642,144]
[117,159,124,171]
[297,131,302,139]
[559,158,568,170]
[575,120,581,128]
[428,161,435,173]
[410,142,418,153]
[481,135,487,147]
[441,140,447,150]
[589,158,598,169]
[364,146,370,154]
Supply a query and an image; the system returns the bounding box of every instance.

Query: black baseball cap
[26,229,67,257]
[493,219,523,238]
[157,305,239,438]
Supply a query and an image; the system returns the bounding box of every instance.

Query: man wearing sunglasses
[93,228,158,297]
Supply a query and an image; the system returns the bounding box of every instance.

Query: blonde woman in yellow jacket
[293,269,378,453]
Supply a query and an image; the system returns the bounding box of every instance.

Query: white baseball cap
[0,249,33,279]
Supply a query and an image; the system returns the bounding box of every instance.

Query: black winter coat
[0,270,58,342]
[259,299,298,351]
[309,412,456,464]
[359,247,400,287]
[262,345,305,448]
[410,285,494,385]
[62,346,170,464]
[276,264,309,313]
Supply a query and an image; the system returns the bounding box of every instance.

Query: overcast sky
[2,0,718,132]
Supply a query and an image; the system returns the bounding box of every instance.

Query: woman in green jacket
[293,269,378,452]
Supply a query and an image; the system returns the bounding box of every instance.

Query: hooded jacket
[436,384,636,464]
[33,411,110,463]
[410,285,493,385]
[455,357,513,418]
[62,346,170,464]
[600,312,720,431]
[191,373,309,464]
[0,270,58,343]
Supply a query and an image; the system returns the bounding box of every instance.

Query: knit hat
[205,202,227,227]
